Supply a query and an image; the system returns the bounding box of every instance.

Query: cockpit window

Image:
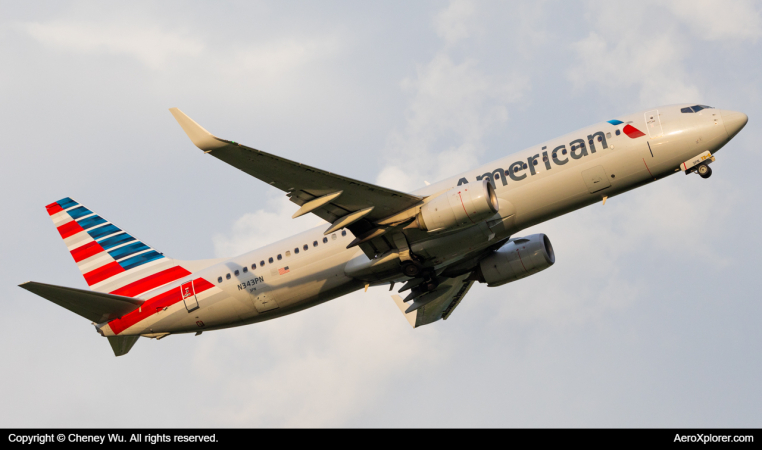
[683,105,713,113]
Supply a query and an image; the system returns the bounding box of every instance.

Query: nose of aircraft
[721,110,748,139]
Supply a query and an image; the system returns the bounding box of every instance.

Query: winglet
[169,108,229,151]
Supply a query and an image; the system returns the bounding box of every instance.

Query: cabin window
[226,273,231,280]
[259,261,264,267]
[234,270,239,276]
[606,132,611,138]
[269,257,274,263]
[562,149,567,155]
[217,276,223,283]
[332,234,337,240]
[323,237,328,243]
[533,159,538,166]
[552,152,557,158]
[242,267,248,273]
[277,254,282,260]
[588,139,593,146]
[542,155,548,162]
[494,173,500,179]
[313,241,318,247]
[615,130,621,136]
[304,244,309,251]
[294,248,299,254]
[341,230,347,237]
[285,251,291,257]
[522,163,528,169]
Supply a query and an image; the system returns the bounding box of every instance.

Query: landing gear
[697,163,712,179]
[401,261,422,278]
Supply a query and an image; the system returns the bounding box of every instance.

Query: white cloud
[17,18,341,80]
[568,3,703,107]
[212,189,327,258]
[377,51,528,192]
[667,0,762,41]
[191,291,444,426]
[18,20,204,69]
[433,0,476,44]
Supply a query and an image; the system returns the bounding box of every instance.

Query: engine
[417,178,499,233]
[475,233,555,287]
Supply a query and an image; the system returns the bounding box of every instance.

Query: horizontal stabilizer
[108,335,140,357]
[20,281,143,323]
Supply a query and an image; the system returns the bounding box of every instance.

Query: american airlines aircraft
[20,104,747,356]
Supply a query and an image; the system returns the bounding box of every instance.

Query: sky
[1,0,761,427]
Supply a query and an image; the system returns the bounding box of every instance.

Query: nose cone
[721,110,748,139]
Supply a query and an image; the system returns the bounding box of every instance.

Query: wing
[169,108,423,238]
[391,273,475,328]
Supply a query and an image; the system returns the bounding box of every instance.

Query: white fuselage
[99,104,740,337]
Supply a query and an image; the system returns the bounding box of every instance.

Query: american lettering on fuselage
[458,130,609,188]
[20,103,748,356]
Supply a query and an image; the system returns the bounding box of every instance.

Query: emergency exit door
[180,281,199,312]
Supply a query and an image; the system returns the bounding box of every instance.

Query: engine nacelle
[476,234,555,287]
[417,178,499,233]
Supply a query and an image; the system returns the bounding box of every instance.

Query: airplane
[20,104,748,356]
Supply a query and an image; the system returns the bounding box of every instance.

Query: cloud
[212,189,327,258]
[18,20,204,69]
[667,0,762,41]
[16,17,341,81]
[191,289,444,426]
[567,3,704,107]
[433,0,476,44]
[377,49,528,192]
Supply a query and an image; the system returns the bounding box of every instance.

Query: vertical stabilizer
[45,197,192,297]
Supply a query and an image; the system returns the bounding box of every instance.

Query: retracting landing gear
[697,163,712,179]
[681,151,715,179]
[401,261,422,278]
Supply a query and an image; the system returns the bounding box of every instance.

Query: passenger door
[645,110,663,139]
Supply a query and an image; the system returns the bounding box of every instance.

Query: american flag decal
[278,266,290,275]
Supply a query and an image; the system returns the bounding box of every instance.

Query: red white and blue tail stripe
[46,197,193,297]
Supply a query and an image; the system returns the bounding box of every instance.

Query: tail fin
[45,197,193,297]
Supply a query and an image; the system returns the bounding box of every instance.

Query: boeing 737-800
[20,104,747,356]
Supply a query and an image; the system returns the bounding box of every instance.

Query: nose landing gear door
[181,281,199,312]
[645,110,663,139]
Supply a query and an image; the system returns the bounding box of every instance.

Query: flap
[391,274,474,328]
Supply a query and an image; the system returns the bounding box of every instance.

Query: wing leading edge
[169,108,423,237]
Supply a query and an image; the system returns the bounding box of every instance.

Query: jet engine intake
[417,178,499,233]
[475,234,555,287]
